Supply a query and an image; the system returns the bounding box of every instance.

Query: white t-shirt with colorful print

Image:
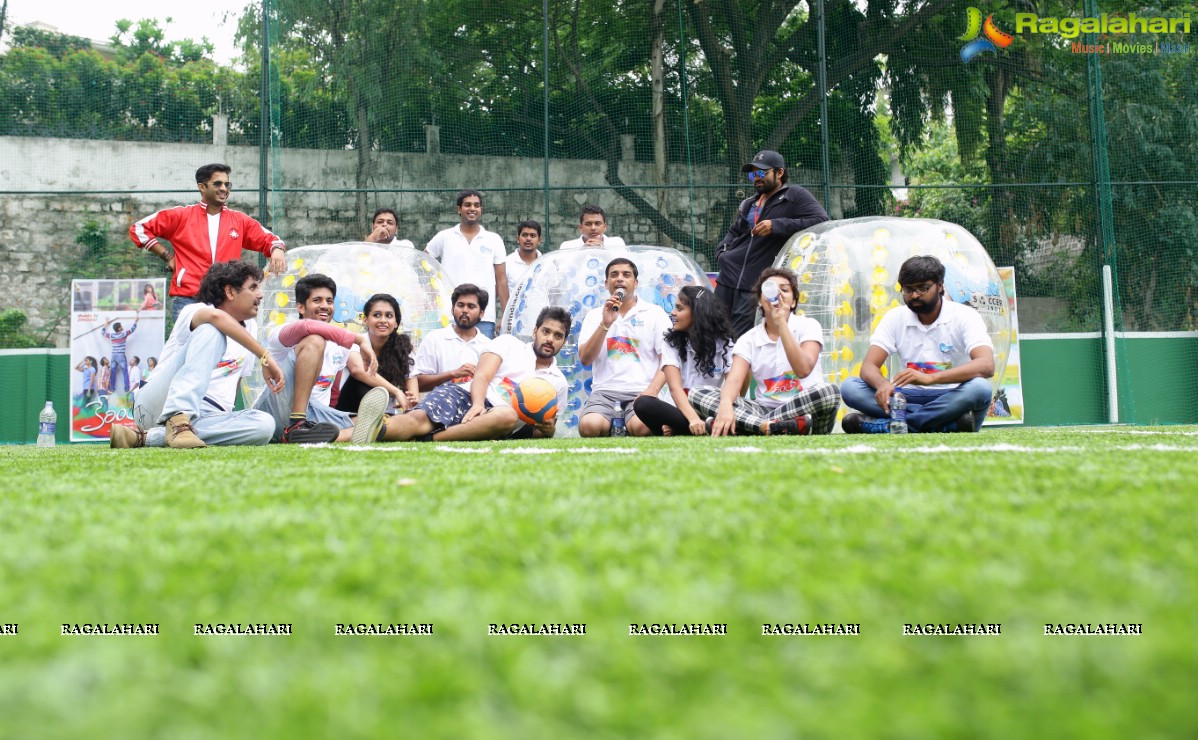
[731,313,826,410]
[579,299,671,399]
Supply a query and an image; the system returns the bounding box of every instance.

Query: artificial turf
[0,427,1194,738]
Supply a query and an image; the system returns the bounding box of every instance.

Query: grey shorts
[580,388,637,425]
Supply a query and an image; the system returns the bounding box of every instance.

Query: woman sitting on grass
[690,267,841,436]
[632,285,734,436]
[336,293,418,416]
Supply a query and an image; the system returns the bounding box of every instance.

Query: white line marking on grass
[434,446,492,453]
[500,448,559,455]
[725,446,764,453]
[337,445,421,452]
[1074,429,1198,436]
[573,447,640,454]
[770,443,1198,455]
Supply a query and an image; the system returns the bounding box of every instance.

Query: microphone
[614,288,626,302]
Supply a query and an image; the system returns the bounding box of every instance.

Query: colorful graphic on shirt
[606,336,639,360]
[315,374,335,391]
[496,376,518,403]
[215,358,242,376]
[761,372,802,396]
[907,361,951,374]
[938,342,956,354]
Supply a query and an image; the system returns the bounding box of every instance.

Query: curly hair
[664,286,734,378]
[363,294,414,387]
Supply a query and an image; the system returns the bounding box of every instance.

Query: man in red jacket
[129,163,287,318]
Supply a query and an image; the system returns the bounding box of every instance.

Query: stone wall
[0,136,854,345]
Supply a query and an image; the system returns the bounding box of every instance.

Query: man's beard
[906,293,941,315]
[456,314,478,329]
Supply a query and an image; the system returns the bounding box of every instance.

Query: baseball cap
[741,150,785,172]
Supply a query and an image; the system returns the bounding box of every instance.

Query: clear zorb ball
[245,242,453,401]
[774,217,1011,395]
[501,245,710,437]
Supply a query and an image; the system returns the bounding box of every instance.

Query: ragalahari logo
[960,7,1014,62]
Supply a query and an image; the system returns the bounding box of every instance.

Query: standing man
[114,261,284,450]
[506,220,543,295]
[559,205,627,250]
[577,257,671,437]
[130,163,286,318]
[841,255,995,434]
[715,150,829,337]
[411,284,494,393]
[426,190,508,338]
[363,208,415,248]
[101,314,139,394]
[378,306,571,443]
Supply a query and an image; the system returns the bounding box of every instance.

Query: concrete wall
[0,136,855,345]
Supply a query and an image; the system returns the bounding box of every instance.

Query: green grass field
[1,427,1195,738]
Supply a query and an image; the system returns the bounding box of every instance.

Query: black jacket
[715,184,829,291]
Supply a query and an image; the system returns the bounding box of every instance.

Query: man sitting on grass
[373,302,570,443]
[253,274,388,444]
[115,261,284,449]
[691,267,841,437]
[841,255,994,433]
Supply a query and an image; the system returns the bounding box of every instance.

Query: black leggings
[632,395,697,436]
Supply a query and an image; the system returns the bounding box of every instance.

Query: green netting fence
[2,0,1197,439]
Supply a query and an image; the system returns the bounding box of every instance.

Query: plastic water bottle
[762,279,780,305]
[611,405,626,437]
[37,401,57,447]
[889,392,908,434]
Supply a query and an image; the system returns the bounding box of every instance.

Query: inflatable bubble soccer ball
[500,245,710,437]
[245,242,453,400]
[773,217,1011,395]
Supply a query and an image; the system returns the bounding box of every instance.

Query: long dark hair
[665,286,734,378]
[364,293,413,386]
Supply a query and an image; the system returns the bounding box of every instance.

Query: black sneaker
[950,410,981,433]
[769,414,812,436]
[842,412,889,434]
[282,419,340,444]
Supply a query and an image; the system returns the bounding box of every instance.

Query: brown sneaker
[110,424,146,449]
[165,412,205,449]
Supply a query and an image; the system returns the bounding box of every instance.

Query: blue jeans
[840,377,993,433]
[171,295,198,320]
[476,321,496,339]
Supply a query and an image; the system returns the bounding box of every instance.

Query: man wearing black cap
[714,150,830,337]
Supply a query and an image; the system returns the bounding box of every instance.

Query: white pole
[1102,265,1119,424]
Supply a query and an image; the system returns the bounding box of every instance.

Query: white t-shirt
[128,364,144,389]
[142,301,256,418]
[412,326,493,386]
[382,236,415,249]
[661,337,732,395]
[265,323,353,407]
[731,314,826,411]
[482,335,568,427]
[579,299,671,399]
[505,250,541,294]
[558,235,627,251]
[869,299,993,389]
[426,225,506,323]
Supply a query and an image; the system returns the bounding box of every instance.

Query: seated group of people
[111,253,994,450]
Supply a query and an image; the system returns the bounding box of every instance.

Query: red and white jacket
[129,203,285,297]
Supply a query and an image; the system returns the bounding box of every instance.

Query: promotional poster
[69,278,166,442]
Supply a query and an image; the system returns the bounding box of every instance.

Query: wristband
[599,323,610,332]
[270,245,286,254]
[259,351,272,366]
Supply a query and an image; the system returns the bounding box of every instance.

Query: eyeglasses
[901,282,937,296]
[746,169,773,182]
[205,180,232,189]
